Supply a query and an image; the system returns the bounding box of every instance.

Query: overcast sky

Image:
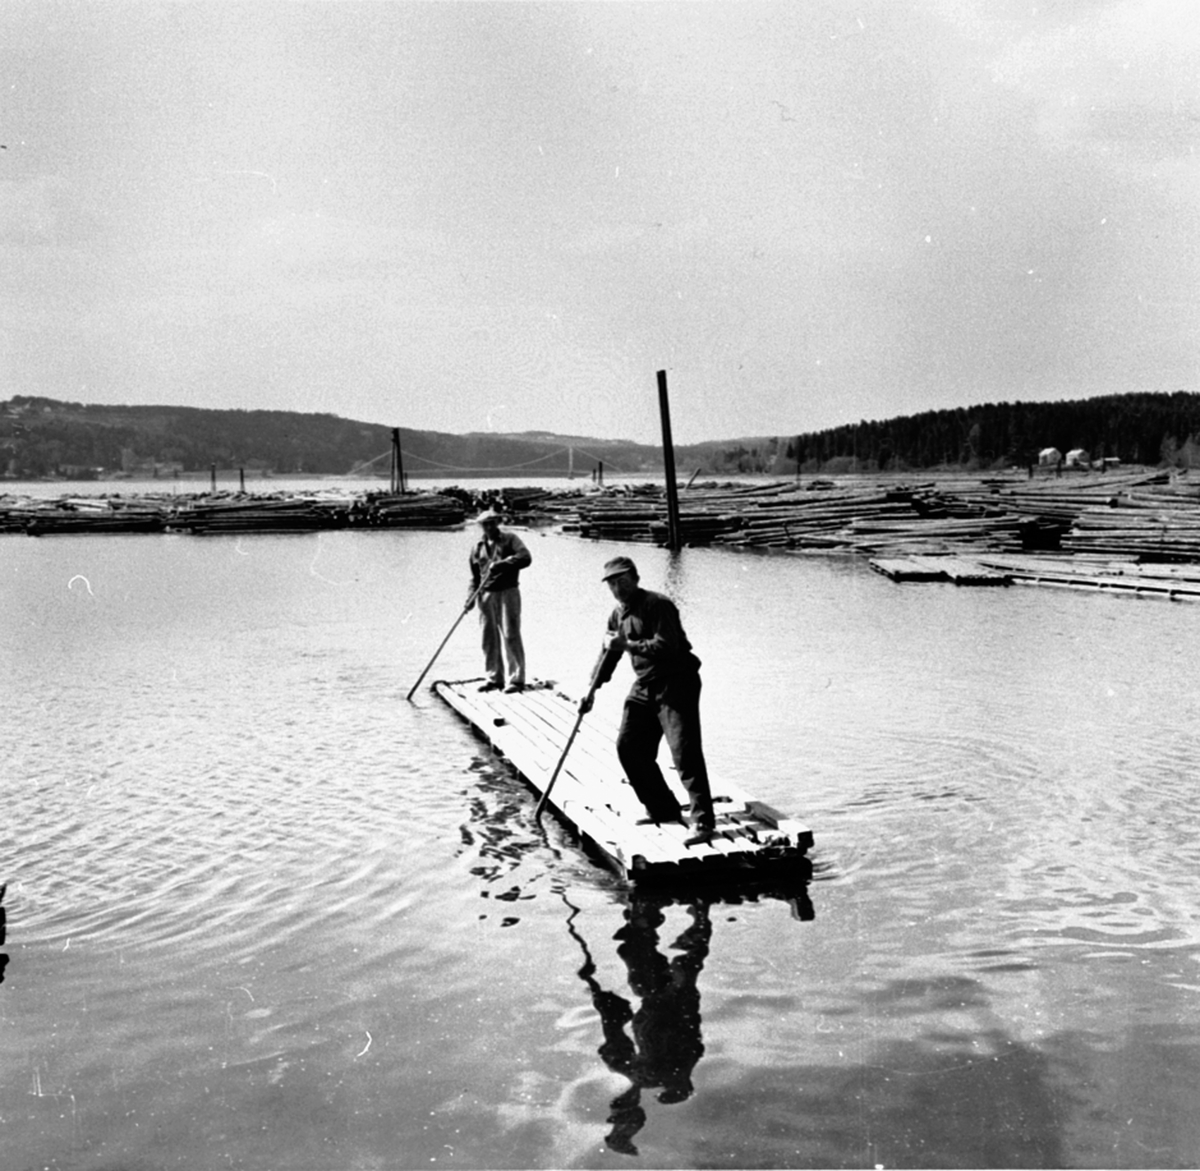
[2,1,1197,445]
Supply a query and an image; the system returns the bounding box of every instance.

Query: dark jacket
[597,588,701,690]
[469,530,532,594]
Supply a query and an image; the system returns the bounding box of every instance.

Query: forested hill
[0,398,665,480]
[1,390,1198,480]
[780,390,1200,474]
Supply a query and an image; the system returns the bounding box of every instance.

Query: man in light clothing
[466,510,532,693]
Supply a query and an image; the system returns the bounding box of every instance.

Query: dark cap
[601,555,638,581]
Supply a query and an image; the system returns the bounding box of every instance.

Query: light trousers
[478,587,525,687]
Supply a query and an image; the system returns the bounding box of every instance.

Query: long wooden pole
[534,645,611,820]
[657,369,681,552]
[405,544,497,702]
[532,694,591,821]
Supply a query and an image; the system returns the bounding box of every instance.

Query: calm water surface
[3,522,1200,1169]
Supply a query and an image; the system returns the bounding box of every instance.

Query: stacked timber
[648,514,742,545]
[951,470,1172,519]
[6,470,1196,565]
[711,486,913,550]
[488,486,557,518]
[572,484,675,541]
[561,482,934,550]
[526,488,593,530]
[1063,508,1200,560]
[164,495,350,534]
[557,480,1030,555]
[1059,476,1200,560]
[434,484,560,523]
[12,496,168,536]
[1,488,470,536]
[0,502,23,533]
[530,470,1200,564]
[576,501,664,542]
[358,492,466,528]
[833,512,1026,556]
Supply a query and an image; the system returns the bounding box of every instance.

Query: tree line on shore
[2,390,1197,481]
[780,390,1200,474]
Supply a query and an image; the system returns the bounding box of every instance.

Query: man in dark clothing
[581,555,716,845]
[466,510,532,693]
[566,892,712,1156]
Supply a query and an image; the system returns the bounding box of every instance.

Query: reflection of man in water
[568,894,711,1157]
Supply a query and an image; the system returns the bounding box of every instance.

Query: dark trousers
[617,672,714,827]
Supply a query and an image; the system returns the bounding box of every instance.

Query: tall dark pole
[657,369,681,552]
[391,428,406,493]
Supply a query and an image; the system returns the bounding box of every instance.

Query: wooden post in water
[656,369,682,552]
[239,468,246,493]
[391,428,406,493]
[210,463,217,493]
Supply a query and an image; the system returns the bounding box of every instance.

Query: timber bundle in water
[526,469,1200,562]
[3,470,1198,563]
[0,491,467,535]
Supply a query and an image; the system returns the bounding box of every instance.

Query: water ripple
[7,531,1200,1169]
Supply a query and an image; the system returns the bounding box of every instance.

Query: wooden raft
[870,555,1010,585]
[977,555,1200,600]
[432,678,813,884]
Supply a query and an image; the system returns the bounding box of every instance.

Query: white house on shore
[1038,446,1062,466]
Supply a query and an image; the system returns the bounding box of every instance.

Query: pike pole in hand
[534,641,618,822]
[405,548,498,702]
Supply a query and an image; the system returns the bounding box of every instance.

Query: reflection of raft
[433,678,814,884]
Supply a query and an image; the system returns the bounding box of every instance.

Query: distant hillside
[0,398,662,480]
[1,390,1198,480]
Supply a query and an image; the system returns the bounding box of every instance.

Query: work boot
[636,803,684,827]
[683,811,716,847]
